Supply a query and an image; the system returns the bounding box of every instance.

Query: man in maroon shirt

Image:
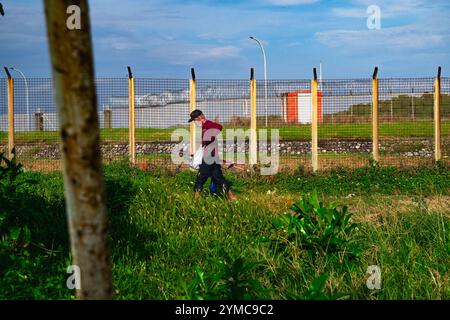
[189,109,236,201]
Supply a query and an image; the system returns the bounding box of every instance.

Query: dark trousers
[194,162,231,193]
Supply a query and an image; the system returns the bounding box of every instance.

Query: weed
[1,160,448,299]
[271,191,359,256]
[182,242,266,300]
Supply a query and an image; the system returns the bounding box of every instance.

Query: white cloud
[315,25,447,50]
[153,44,242,65]
[0,4,46,49]
[264,0,319,6]
[287,41,302,47]
[0,33,46,49]
[101,37,142,50]
[190,46,241,59]
[332,0,449,19]
[332,7,368,18]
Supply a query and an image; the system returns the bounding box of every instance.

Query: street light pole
[10,67,30,131]
[249,36,268,127]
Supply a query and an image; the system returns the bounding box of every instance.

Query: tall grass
[1,162,448,299]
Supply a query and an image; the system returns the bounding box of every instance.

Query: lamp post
[10,67,30,131]
[249,36,268,127]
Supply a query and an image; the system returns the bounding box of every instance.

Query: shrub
[271,191,359,255]
[182,242,266,300]
[0,150,69,299]
[0,148,24,193]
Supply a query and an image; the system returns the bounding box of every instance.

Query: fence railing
[1,67,448,172]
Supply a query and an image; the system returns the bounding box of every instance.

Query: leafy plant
[0,148,24,192]
[0,149,30,276]
[0,149,26,244]
[368,154,378,168]
[271,190,359,254]
[0,150,70,299]
[182,242,266,300]
[301,274,330,300]
[284,274,348,300]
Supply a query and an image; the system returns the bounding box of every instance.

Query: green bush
[0,150,69,299]
[271,191,359,254]
[0,148,27,254]
[1,160,448,299]
[182,242,266,300]
[0,148,24,192]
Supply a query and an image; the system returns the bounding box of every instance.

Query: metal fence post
[434,66,441,162]
[4,67,14,158]
[190,68,196,156]
[128,66,136,165]
[104,109,111,129]
[250,68,257,167]
[311,68,318,172]
[35,111,44,131]
[372,66,379,163]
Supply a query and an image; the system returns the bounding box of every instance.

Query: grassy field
[11,151,446,173]
[1,121,449,143]
[1,161,449,299]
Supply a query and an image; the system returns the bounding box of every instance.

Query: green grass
[1,121,449,144]
[276,121,450,140]
[1,163,449,299]
[0,128,175,144]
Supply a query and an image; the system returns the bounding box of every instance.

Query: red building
[281,90,323,124]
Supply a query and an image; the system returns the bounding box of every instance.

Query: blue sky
[0,0,449,79]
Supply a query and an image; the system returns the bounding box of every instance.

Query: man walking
[189,109,236,201]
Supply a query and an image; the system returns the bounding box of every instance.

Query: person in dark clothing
[188,109,236,201]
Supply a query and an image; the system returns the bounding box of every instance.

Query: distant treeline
[333,93,450,119]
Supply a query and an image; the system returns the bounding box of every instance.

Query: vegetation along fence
[0,67,449,172]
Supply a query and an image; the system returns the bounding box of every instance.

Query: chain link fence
[255,80,312,171]
[378,78,434,167]
[134,78,188,167]
[442,77,450,167]
[1,76,448,172]
[318,79,372,170]
[0,79,6,155]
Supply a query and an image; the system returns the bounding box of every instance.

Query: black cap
[188,109,203,122]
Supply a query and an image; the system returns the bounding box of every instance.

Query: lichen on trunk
[43,0,113,300]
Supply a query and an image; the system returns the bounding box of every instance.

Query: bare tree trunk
[43,0,112,299]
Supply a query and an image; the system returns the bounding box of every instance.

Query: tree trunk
[43,0,113,299]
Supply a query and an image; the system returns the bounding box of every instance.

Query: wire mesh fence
[441,77,450,166]
[134,78,188,167]
[256,80,312,171]
[318,79,372,169]
[196,79,250,169]
[0,76,448,172]
[378,78,435,167]
[96,78,129,166]
[0,79,6,155]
